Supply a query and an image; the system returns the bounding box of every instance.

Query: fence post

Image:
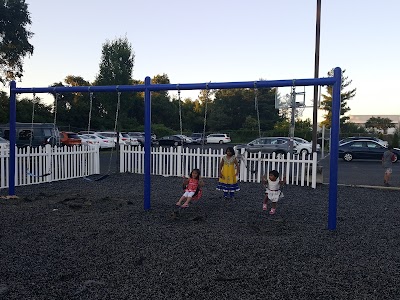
[312,152,317,188]
[45,144,52,183]
[177,146,182,177]
[120,144,125,173]
[285,153,291,185]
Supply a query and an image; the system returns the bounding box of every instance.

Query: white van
[206,133,231,144]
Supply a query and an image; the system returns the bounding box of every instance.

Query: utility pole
[312,0,322,153]
[289,86,296,156]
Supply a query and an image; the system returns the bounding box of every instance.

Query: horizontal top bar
[11,76,337,94]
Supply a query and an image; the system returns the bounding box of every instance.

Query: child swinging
[176,168,205,208]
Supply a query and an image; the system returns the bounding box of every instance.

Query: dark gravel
[1,173,400,299]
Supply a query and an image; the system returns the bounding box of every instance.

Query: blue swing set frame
[8,68,342,229]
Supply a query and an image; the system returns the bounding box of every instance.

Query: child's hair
[189,168,201,178]
[225,146,235,155]
[269,170,279,178]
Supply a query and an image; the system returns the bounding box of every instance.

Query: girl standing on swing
[217,146,240,199]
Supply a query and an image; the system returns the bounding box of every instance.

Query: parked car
[60,132,81,146]
[140,132,157,141]
[78,135,100,147]
[174,134,193,144]
[190,133,207,145]
[158,135,186,146]
[206,133,231,144]
[0,136,10,150]
[128,132,159,146]
[82,134,115,149]
[0,122,60,147]
[121,132,140,146]
[234,137,292,155]
[292,137,321,155]
[338,139,399,162]
[339,136,388,147]
[95,131,139,146]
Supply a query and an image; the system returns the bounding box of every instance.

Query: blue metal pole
[9,81,17,196]
[328,67,342,230]
[11,77,337,95]
[144,77,151,210]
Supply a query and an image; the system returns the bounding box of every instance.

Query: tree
[94,37,135,130]
[320,69,356,128]
[340,122,367,134]
[0,0,34,84]
[365,116,395,134]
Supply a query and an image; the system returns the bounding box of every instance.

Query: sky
[3,0,400,123]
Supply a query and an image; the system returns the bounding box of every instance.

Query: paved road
[319,154,400,187]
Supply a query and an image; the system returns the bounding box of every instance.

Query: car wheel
[219,140,223,144]
[300,149,309,156]
[343,152,353,162]
[173,141,179,146]
[392,154,398,163]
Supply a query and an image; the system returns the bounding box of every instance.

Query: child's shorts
[385,168,393,175]
[183,191,196,198]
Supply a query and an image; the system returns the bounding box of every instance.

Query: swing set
[8,69,342,230]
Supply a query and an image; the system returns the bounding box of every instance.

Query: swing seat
[182,184,203,201]
[83,174,109,182]
[27,171,51,178]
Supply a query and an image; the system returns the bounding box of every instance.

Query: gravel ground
[1,173,400,300]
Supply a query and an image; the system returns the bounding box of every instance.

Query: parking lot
[319,154,400,187]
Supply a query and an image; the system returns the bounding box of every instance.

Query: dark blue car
[338,139,399,162]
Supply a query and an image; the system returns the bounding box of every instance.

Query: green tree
[0,91,8,122]
[151,74,176,128]
[207,87,279,132]
[365,117,395,134]
[94,37,135,130]
[0,0,34,84]
[320,69,356,128]
[340,122,367,134]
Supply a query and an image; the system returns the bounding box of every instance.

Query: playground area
[1,173,399,299]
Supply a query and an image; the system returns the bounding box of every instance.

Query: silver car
[234,137,292,155]
[0,136,10,149]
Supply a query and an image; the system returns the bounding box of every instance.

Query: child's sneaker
[262,204,267,211]
[269,208,276,215]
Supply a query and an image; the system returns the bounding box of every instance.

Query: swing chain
[177,84,183,136]
[88,90,93,132]
[202,82,210,149]
[53,91,58,145]
[254,82,261,138]
[30,92,36,147]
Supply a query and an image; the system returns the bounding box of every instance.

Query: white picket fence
[120,146,318,188]
[0,145,318,190]
[0,145,100,189]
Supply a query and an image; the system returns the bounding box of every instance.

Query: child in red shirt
[176,168,205,208]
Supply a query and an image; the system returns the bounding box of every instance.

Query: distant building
[349,115,400,134]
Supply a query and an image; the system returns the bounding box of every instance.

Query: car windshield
[68,133,80,139]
